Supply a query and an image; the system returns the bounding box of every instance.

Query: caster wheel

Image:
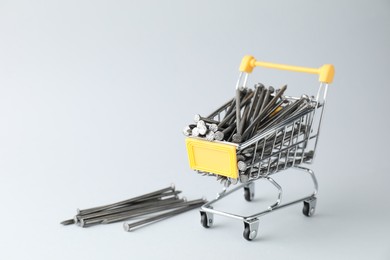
[244,188,252,201]
[243,222,258,241]
[200,211,213,228]
[303,198,317,217]
[244,187,254,201]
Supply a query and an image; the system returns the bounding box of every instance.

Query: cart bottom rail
[199,166,318,241]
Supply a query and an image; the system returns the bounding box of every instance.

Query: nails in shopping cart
[222,123,235,136]
[123,199,206,232]
[243,85,287,140]
[257,99,287,126]
[214,131,224,141]
[218,110,235,128]
[247,84,264,123]
[205,131,215,141]
[223,99,236,120]
[262,85,287,116]
[246,86,270,139]
[77,184,176,215]
[268,86,275,100]
[183,126,193,136]
[194,114,219,125]
[196,121,209,136]
[227,128,236,142]
[237,161,247,171]
[251,85,266,122]
[237,102,251,136]
[232,133,242,143]
[235,89,255,131]
[208,123,218,133]
[198,125,208,136]
[258,95,309,132]
[219,90,253,128]
[191,127,200,137]
[235,88,243,132]
[259,87,272,113]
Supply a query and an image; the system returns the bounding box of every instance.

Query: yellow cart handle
[239,55,335,84]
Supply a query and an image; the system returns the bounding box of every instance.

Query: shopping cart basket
[184,55,334,241]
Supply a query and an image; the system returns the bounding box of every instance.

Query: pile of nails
[183,83,312,144]
[61,184,206,232]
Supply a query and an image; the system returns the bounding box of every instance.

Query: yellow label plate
[185,138,238,179]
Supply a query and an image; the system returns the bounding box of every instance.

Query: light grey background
[1,0,389,259]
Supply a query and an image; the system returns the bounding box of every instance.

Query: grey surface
[0,0,389,259]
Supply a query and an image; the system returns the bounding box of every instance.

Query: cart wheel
[200,211,213,228]
[243,221,259,241]
[244,188,252,201]
[303,197,317,217]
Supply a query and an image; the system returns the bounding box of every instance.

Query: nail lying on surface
[123,199,206,232]
[77,184,175,216]
[80,201,185,227]
[60,219,75,225]
[102,198,204,224]
[62,184,207,230]
[78,197,184,221]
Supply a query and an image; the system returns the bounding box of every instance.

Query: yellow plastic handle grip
[239,55,335,84]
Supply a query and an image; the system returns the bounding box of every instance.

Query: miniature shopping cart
[184,55,334,241]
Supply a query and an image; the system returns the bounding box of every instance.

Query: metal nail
[79,198,187,227]
[104,199,205,224]
[208,123,218,133]
[247,84,264,123]
[237,103,251,136]
[197,124,208,136]
[60,219,75,225]
[191,127,200,137]
[242,85,287,140]
[123,199,206,232]
[78,197,184,221]
[214,131,224,141]
[232,133,242,143]
[237,161,247,171]
[251,85,266,123]
[77,184,175,216]
[219,90,254,128]
[205,131,215,141]
[194,114,219,125]
[182,126,192,136]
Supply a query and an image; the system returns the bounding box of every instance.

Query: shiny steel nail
[123,199,206,232]
[77,184,175,216]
